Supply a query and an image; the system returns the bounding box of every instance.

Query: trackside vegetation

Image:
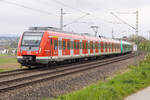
[52,54,150,100]
[139,41,150,52]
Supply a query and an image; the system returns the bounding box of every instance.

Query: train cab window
[54,40,58,50]
[63,40,66,50]
[59,40,62,50]
[67,40,70,50]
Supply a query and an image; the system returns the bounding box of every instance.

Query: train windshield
[21,32,43,46]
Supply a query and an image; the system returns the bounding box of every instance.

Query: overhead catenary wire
[50,0,89,14]
[0,0,56,16]
[50,0,114,24]
[110,12,136,30]
[63,13,90,27]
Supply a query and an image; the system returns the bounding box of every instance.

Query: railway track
[0,53,135,93]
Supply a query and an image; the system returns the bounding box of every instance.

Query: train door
[82,40,88,54]
[101,41,104,53]
[112,43,114,53]
[105,42,107,53]
[49,37,58,56]
[74,40,80,55]
[95,41,99,53]
[99,41,101,53]
[76,40,80,54]
[62,39,70,56]
[66,39,71,55]
[90,41,93,54]
[109,42,111,53]
[115,43,117,52]
[85,41,88,54]
[62,39,66,56]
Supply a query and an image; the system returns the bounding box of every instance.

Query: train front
[17,31,46,66]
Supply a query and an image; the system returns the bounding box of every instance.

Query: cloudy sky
[0,0,149,39]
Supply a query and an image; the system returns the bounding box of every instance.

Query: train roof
[121,40,132,45]
[26,27,131,45]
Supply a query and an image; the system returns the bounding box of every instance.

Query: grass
[0,57,17,64]
[52,54,150,100]
[0,56,19,72]
[0,69,6,72]
[0,54,15,56]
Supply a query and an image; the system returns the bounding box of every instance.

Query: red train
[17,27,133,67]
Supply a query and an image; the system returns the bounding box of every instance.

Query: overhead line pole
[136,11,139,39]
[60,8,64,30]
[136,11,139,56]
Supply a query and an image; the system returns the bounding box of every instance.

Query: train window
[59,40,62,50]
[95,42,98,49]
[67,40,70,50]
[97,42,99,49]
[77,41,80,49]
[88,42,90,49]
[54,40,58,50]
[80,42,82,49]
[82,42,84,49]
[103,42,105,49]
[110,43,112,49]
[105,42,107,49]
[63,40,66,50]
[74,41,77,49]
[71,41,73,49]
[86,41,88,49]
[110,43,111,49]
[99,42,101,49]
[95,42,97,49]
[93,41,95,49]
[90,41,93,49]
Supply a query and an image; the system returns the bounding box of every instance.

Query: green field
[0,56,19,72]
[0,57,17,64]
[52,54,150,100]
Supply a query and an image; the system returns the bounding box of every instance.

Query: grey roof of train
[27,27,131,45]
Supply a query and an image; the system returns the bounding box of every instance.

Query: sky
[0,0,149,39]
